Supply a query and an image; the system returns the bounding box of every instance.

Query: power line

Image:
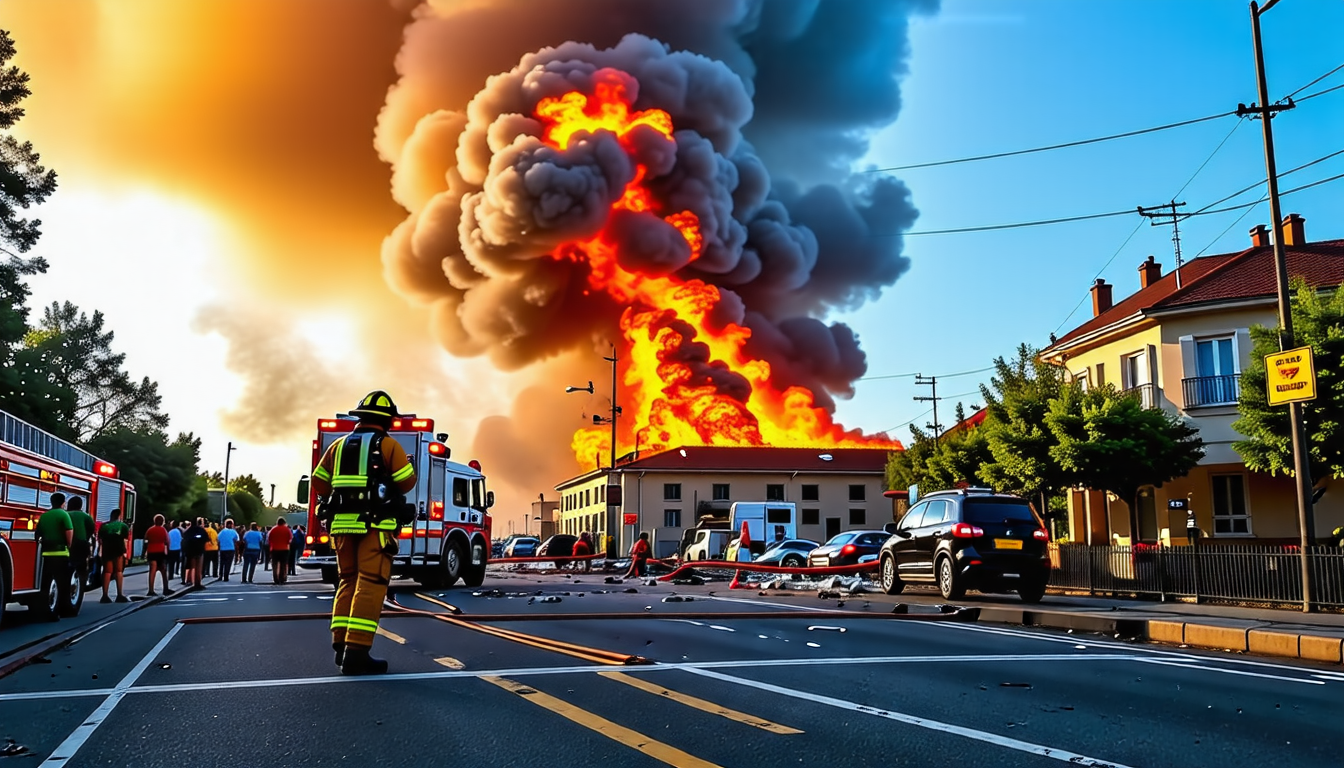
[864,111,1235,173]
[1285,63,1344,100]
[1194,201,1264,259]
[899,209,1134,237]
[1052,219,1146,334]
[1189,147,1344,214]
[1298,81,1344,103]
[880,390,980,434]
[1182,171,1344,218]
[860,365,994,382]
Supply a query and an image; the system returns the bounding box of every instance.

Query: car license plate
[994,538,1023,550]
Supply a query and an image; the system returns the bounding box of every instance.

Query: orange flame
[535,72,900,470]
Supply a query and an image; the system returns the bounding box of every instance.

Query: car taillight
[305,535,314,545]
[430,501,444,521]
[1033,529,1050,541]
[840,544,857,556]
[319,535,329,544]
[398,529,412,539]
[951,523,983,538]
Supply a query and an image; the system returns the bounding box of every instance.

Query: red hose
[658,559,878,582]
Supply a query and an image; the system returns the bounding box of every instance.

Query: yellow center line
[376,627,407,645]
[482,676,725,768]
[434,656,465,670]
[598,671,802,735]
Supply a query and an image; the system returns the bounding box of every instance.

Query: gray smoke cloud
[376,0,932,478]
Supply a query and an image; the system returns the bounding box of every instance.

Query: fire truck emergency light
[468,460,482,471]
[427,442,448,456]
[94,461,118,478]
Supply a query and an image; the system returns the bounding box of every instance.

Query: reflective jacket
[311,426,416,535]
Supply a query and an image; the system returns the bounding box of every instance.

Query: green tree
[1047,384,1205,541]
[228,473,264,500]
[0,256,72,433]
[886,404,993,493]
[1232,280,1344,493]
[0,30,57,254]
[978,344,1073,517]
[30,301,167,441]
[226,490,266,528]
[87,429,201,535]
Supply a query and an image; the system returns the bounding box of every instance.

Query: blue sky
[833,0,1344,439]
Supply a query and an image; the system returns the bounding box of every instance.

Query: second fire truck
[297,415,493,588]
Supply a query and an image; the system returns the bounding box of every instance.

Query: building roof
[1047,238,1344,354]
[556,445,892,489]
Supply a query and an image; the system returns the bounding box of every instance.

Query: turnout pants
[331,531,395,649]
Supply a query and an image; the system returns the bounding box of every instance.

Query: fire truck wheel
[61,567,84,617]
[442,539,465,587]
[0,565,7,627]
[35,566,62,621]
[463,543,487,588]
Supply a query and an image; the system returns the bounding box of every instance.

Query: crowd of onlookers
[142,515,306,590]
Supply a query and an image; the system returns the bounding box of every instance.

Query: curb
[0,578,213,679]
[977,607,1344,665]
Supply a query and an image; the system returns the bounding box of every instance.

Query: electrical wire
[1182,171,1344,218]
[1051,219,1146,335]
[880,389,981,434]
[859,365,994,382]
[1187,148,1344,215]
[1173,118,1245,200]
[1284,63,1344,100]
[898,209,1134,237]
[864,111,1235,173]
[1297,81,1344,103]
[1193,201,1264,259]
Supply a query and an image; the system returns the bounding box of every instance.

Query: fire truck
[0,410,137,626]
[297,414,493,589]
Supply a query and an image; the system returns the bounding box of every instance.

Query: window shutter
[1178,335,1196,379]
[1234,328,1252,373]
[1146,344,1158,388]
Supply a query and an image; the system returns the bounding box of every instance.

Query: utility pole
[914,375,943,445]
[221,441,236,525]
[1240,0,1314,612]
[603,345,622,559]
[1137,201,1188,289]
[269,483,276,507]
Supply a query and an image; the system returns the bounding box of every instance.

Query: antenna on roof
[1138,201,1187,289]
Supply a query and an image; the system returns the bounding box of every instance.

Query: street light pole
[1243,0,1315,612]
[221,441,237,525]
[603,345,621,559]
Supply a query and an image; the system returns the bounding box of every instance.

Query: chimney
[1138,255,1162,289]
[1090,278,1113,317]
[1249,224,1270,248]
[1281,213,1305,246]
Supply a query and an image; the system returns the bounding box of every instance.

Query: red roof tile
[616,446,891,473]
[1049,238,1344,350]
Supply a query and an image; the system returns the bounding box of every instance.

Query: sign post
[1265,346,1317,406]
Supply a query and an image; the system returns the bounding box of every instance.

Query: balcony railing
[1182,374,1241,408]
[1120,383,1157,408]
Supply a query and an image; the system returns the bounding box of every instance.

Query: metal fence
[1048,543,1344,609]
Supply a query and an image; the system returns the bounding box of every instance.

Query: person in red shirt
[144,515,174,597]
[268,518,292,585]
[624,532,651,579]
[571,532,593,572]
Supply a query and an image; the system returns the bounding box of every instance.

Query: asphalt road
[1,567,1340,768]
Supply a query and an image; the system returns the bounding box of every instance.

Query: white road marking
[806,642,821,648]
[703,596,837,613]
[707,625,735,632]
[40,623,184,767]
[287,595,310,600]
[683,667,1135,768]
[1136,658,1325,685]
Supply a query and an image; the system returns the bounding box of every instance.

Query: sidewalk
[888,587,1344,664]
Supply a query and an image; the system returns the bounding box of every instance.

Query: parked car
[682,528,734,561]
[491,540,505,558]
[878,488,1050,602]
[537,534,578,566]
[808,531,891,567]
[753,539,820,568]
[502,536,540,558]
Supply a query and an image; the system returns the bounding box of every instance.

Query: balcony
[1182,374,1241,408]
[1121,383,1157,409]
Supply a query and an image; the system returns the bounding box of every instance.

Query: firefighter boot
[340,645,388,676]
[333,642,345,667]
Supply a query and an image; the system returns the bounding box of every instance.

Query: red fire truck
[0,410,137,626]
[297,414,493,588]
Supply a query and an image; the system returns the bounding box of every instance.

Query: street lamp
[566,345,622,557]
[221,441,237,524]
[1241,0,1315,611]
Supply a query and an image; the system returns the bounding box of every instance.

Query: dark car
[537,534,578,566]
[753,539,820,568]
[502,536,539,558]
[808,530,890,567]
[878,489,1050,602]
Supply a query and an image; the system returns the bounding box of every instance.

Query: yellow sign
[1265,346,1317,406]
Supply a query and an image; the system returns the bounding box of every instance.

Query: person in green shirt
[66,496,96,592]
[34,492,73,621]
[99,508,132,603]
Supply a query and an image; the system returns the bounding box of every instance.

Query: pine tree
[0,30,57,254]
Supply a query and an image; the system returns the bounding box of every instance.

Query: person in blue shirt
[217,519,241,582]
[289,524,305,576]
[240,522,265,584]
[167,523,183,582]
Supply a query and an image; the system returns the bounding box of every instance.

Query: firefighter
[311,391,417,676]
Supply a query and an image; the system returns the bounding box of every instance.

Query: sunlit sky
[9,0,1343,530]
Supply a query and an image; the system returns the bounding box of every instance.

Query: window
[849,508,865,525]
[1096,361,1106,387]
[1196,336,1236,377]
[664,509,681,527]
[801,508,819,526]
[1211,474,1251,535]
[800,484,819,501]
[766,507,792,524]
[899,501,928,530]
[848,484,866,502]
[712,483,730,500]
[452,478,469,508]
[664,483,681,501]
[1124,350,1149,388]
[920,500,951,527]
[766,484,785,501]
[599,485,606,503]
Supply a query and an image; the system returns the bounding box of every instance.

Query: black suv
[878,489,1051,603]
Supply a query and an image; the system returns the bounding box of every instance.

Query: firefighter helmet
[349,390,401,420]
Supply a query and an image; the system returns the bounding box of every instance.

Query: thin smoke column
[377,0,931,470]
